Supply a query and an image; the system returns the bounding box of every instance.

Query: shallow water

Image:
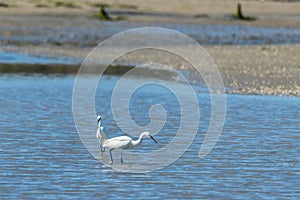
[0,74,299,199]
[0,52,76,65]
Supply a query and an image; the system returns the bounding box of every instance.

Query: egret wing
[103,136,132,149]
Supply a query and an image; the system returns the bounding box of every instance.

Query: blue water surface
[0,74,299,199]
[0,52,77,64]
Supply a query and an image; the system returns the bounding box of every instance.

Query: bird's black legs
[121,150,124,164]
[109,149,113,164]
[98,145,105,159]
[100,145,105,152]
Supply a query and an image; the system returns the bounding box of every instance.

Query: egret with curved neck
[96,115,158,164]
[102,131,158,164]
[96,115,107,153]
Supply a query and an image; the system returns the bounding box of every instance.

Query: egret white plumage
[96,115,107,154]
[103,131,157,164]
[96,115,158,164]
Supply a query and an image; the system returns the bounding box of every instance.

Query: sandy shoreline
[1,0,300,27]
[2,44,300,96]
[0,0,300,96]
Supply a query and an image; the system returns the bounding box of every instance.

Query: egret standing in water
[96,115,107,155]
[96,115,158,164]
[103,131,158,164]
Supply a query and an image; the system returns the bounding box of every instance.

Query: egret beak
[97,116,101,124]
[149,135,158,143]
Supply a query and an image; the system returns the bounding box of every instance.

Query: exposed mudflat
[1,0,300,96]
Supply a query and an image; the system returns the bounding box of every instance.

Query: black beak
[97,116,101,124]
[150,135,158,143]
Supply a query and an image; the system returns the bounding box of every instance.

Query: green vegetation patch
[96,6,111,20]
[233,3,256,21]
[95,6,125,21]
[54,1,79,8]
[35,4,50,8]
[0,2,11,8]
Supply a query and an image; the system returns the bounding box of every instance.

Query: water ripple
[0,75,299,199]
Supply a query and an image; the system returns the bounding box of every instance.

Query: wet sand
[1,0,300,27]
[0,0,300,96]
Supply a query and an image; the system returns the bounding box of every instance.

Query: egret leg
[99,146,105,158]
[100,146,105,152]
[109,149,113,164]
[121,150,124,164]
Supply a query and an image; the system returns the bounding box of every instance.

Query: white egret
[102,131,158,164]
[96,115,107,154]
[96,115,158,164]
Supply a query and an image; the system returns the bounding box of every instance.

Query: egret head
[97,115,102,125]
[143,132,158,143]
